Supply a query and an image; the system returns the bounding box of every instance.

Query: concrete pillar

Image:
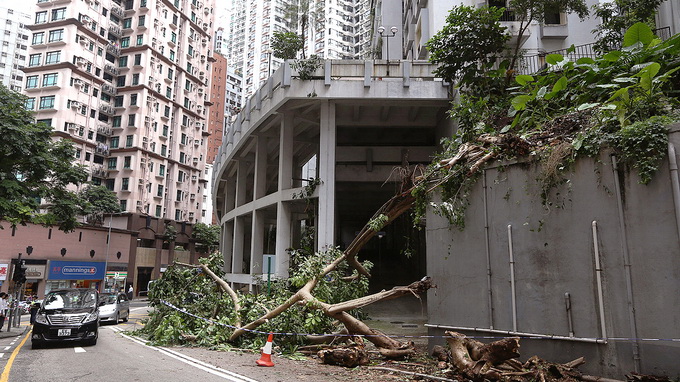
[279,113,294,191]
[153,235,163,279]
[254,136,268,200]
[275,201,291,278]
[221,221,234,273]
[317,101,336,250]
[250,209,265,274]
[235,160,248,207]
[225,175,236,213]
[232,216,245,274]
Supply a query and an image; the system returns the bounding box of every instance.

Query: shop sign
[0,264,7,281]
[26,265,46,279]
[105,271,128,279]
[48,261,106,280]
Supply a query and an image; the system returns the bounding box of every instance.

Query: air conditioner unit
[138,179,144,185]
[73,78,83,86]
[144,116,151,122]
[140,158,146,164]
[136,201,142,206]
[69,101,80,108]
[142,137,149,143]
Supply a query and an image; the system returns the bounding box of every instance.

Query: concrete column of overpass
[232,215,245,274]
[317,101,336,250]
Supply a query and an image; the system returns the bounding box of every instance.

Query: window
[118,56,128,67]
[114,95,123,107]
[123,156,131,168]
[112,116,122,128]
[123,18,132,29]
[176,190,182,201]
[166,87,172,98]
[138,15,145,27]
[127,115,135,127]
[175,210,181,221]
[110,136,119,148]
[28,54,41,67]
[45,51,60,65]
[125,135,133,147]
[159,164,165,176]
[38,95,55,109]
[155,205,162,217]
[130,94,137,106]
[51,8,66,21]
[121,178,129,191]
[136,35,143,45]
[162,125,168,136]
[171,32,176,43]
[35,11,47,24]
[116,76,126,87]
[160,144,167,156]
[107,157,117,170]
[164,106,170,117]
[32,32,44,45]
[167,68,173,80]
[157,185,164,197]
[169,50,175,61]
[48,29,64,43]
[42,73,58,87]
[24,97,36,110]
[36,118,52,127]
[121,37,130,48]
[134,53,141,65]
[132,73,139,85]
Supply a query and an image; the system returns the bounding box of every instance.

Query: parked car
[98,292,130,324]
[31,288,99,348]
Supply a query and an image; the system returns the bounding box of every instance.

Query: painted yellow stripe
[0,329,31,382]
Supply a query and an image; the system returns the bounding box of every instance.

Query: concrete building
[211,60,452,290]
[0,7,30,92]
[22,0,216,224]
[207,51,226,164]
[0,215,203,298]
[398,0,602,63]
[657,0,680,36]
[225,66,242,116]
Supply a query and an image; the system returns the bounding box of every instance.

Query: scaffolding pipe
[667,143,680,243]
[424,324,607,344]
[592,221,608,340]
[483,171,494,329]
[507,224,517,332]
[611,155,641,373]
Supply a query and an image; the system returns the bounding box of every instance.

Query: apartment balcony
[99,103,115,115]
[97,124,112,136]
[104,64,120,76]
[109,25,122,37]
[101,83,117,95]
[107,44,121,56]
[90,164,108,178]
[111,6,123,18]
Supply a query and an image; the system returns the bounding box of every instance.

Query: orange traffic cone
[256,333,275,367]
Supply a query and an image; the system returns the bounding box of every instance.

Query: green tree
[78,185,121,225]
[0,84,88,232]
[592,0,665,52]
[271,31,303,60]
[427,5,510,90]
[505,0,589,72]
[191,223,220,254]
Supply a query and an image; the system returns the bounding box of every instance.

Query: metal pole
[266,257,271,296]
[103,214,113,293]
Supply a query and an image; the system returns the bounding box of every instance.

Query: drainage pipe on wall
[483,171,494,329]
[611,155,641,373]
[507,224,518,332]
[667,143,680,242]
[591,221,608,341]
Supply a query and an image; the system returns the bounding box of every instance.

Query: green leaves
[623,22,655,47]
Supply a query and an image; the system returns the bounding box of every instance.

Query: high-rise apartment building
[0,7,31,92]
[224,0,374,99]
[22,0,216,224]
[206,51,226,164]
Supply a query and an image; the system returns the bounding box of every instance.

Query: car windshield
[101,294,118,304]
[43,290,98,309]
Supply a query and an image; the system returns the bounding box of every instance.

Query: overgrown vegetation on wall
[420,18,680,228]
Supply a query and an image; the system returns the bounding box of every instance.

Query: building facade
[0,7,31,92]
[22,0,216,224]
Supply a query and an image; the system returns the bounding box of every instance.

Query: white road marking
[3,347,9,350]
[74,347,86,353]
[117,333,260,382]
[0,353,4,358]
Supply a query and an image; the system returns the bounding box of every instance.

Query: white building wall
[0,7,30,92]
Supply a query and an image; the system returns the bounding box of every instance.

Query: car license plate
[57,329,71,336]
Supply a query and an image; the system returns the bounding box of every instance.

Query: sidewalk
[0,316,31,339]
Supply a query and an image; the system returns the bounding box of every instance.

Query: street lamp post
[378,26,398,76]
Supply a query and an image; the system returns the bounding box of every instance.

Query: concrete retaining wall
[426,124,680,378]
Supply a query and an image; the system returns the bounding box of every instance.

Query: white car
[98,292,130,324]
